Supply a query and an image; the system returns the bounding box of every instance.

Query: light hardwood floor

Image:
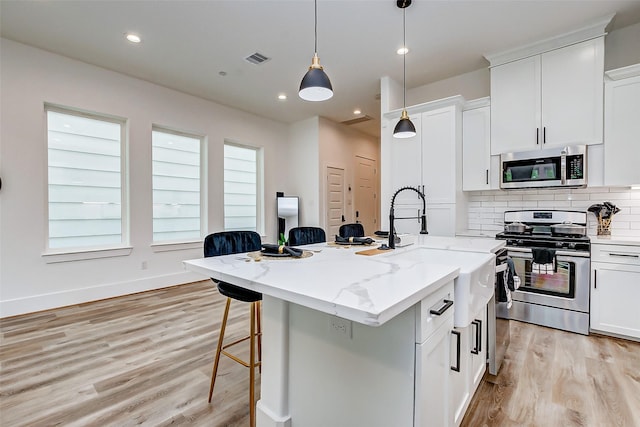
[1,281,639,426]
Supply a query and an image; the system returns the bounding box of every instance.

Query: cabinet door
[390,114,423,205]
[542,38,604,147]
[462,106,491,191]
[415,322,451,427]
[490,56,541,154]
[604,73,640,186]
[469,306,488,392]
[591,267,640,339]
[422,107,458,204]
[450,327,470,427]
[426,204,456,237]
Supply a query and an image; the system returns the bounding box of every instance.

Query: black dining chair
[339,223,365,238]
[204,230,262,427]
[288,226,326,246]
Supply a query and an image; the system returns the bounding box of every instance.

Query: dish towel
[531,248,556,275]
[335,235,374,245]
[503,257,521,309]
[261,244,303,257]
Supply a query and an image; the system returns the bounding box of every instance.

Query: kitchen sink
[387,247,496,327]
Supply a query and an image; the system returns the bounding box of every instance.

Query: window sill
[151,241,203,253]
[42,246,133,264]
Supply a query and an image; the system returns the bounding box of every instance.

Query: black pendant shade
[393,0,416,139]
[393,110,417,138]
[299,53,333,101]
[299,0,333,102]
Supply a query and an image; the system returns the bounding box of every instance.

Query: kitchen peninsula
[184,236,502,427]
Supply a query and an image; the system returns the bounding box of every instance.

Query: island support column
[256,295,292,427]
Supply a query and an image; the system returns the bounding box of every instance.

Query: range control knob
[556,241,564,248]
[568,242,577,249]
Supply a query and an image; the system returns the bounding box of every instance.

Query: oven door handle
[506,247,590,258]
[495,263,508,273]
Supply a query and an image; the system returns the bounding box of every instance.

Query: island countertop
[184,242,460,327]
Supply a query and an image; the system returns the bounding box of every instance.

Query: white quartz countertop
[590,235,640,247]
[184,241,461,327]
[416,234,506,254]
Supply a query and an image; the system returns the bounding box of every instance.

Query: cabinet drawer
[591,244,640,265]
[416,281,455,343]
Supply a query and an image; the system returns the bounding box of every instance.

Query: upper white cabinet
[486,16,611,155]
[462,98,500,191]
[383,96,467,237]
[603,64,640,187]
[489,38,604,155]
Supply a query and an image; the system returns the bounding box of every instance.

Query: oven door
[505,247,590,312]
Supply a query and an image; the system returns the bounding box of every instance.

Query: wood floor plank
[2,282,639,426]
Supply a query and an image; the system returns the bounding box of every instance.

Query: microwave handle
[561,153,566,185]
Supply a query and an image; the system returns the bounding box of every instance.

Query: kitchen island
[184,237,499,427]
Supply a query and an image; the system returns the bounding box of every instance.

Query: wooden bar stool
[204,231,262,427]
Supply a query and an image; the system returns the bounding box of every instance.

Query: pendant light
[393,0,416,139]
[299,0,333,101]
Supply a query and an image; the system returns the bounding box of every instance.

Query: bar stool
[339,223,365,238]
[288,226,326,246]
[204,231,262,427]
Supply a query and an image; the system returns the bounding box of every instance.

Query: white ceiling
[2,0,640,137]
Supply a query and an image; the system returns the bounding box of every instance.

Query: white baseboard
[0,271,207,318]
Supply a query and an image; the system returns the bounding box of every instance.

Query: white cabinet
[469,306,487,391]
[489,37,605,155]
[449,304,488,427]
[603,64,640,187]
[462,100,500,191]
[591,243,640,340]
[384,96,467,237]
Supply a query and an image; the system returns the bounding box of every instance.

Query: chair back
[339,223,365,238]
[204,231,262,258]
[288,227,326,246]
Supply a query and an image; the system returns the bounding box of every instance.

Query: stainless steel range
[495,210,590,335]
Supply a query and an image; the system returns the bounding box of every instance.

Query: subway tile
[524,194,555,201]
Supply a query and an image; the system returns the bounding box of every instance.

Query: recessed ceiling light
[125,33,141,43]
[278,94,287,100]
[218,71,227,77]
[397,46,409,55]
[353,109,361,115]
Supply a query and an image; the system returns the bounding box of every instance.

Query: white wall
[605,22,640,71]
[287,117,321,226]
[0,39,290,317]
[407,68,490,108]
[467,187,640,238]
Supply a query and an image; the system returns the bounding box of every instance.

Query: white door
[422,107,457,204]
[354,156,378,236]
[462,106,491,191]
[390,113,422,206]
[326,166,345,238]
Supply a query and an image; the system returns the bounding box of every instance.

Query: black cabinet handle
[471,319,482,354]
[451,330,461,372]
[594,270,597,289]
[430,299,453,316]
[543,127,546,144]
[608,253,639,258]
[486,169,489,185]
[536,128,539,145]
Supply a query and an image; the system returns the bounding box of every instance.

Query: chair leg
[256,300,262,373]
[249,301,257,427]
[209,297,231,403]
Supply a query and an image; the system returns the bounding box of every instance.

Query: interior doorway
[326,166,345,238]
[354,156,378,236]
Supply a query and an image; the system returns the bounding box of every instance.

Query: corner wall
[0,39,289,317]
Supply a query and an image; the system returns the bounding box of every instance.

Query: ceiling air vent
[245,52,270,65]
[341,115,374,126]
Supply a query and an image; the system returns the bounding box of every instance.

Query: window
[224,143,261,232]
[152,128,203,242]
[47,107,126,250]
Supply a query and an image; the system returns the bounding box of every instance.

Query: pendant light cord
[403,7,407,109]
[314,0,318,54]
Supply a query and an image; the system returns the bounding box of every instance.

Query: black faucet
[388,186,428,249]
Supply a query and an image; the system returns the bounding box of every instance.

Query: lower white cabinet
[415,320,453,427]
[591,243,640,340]
[449,305,488,426]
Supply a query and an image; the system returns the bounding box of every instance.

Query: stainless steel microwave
[500,145,587,189]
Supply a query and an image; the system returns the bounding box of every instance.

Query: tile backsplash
[467,187,640,237]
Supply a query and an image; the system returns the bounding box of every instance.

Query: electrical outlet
[329,316,352,339]
[141,261,148,270]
